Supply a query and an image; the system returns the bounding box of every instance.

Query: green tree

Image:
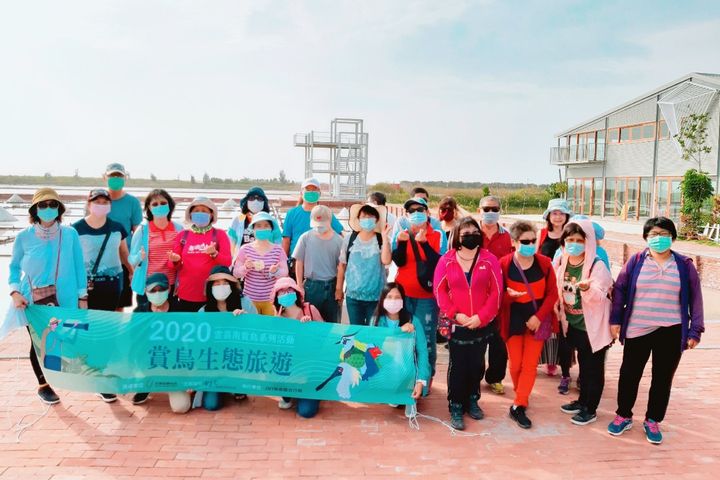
[675,113,712,172]
[202,172,210,184]
[150,173,157,181]
[482,186,491,197]
[279,169,287,184]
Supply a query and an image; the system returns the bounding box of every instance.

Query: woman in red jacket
[433,217,502,431]
[499,220,559,429]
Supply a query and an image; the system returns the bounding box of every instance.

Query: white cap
[301,177,321,190]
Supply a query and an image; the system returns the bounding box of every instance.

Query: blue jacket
[610,249,705,351]
[128,221,184,295]
[373,314,430,395]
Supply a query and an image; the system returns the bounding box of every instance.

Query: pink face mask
[89,203,111,217]
[383,298,403,314]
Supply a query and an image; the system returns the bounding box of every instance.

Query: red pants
[506,331,545,407]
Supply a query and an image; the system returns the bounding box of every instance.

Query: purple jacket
[610,249,704,351]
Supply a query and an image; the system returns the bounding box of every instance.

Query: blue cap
[145,273,169,291]
[543,198,573,220]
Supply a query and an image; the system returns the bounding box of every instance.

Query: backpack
[346,231,383,263]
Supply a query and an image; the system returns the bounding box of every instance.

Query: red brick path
[1,323,718,479]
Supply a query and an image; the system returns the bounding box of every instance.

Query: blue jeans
[346,297,378,326]
[203,392,223,411]
[283,397,320,418]
[405,296,439,377]
[304,278,340,323]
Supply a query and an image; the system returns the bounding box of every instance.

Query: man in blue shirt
[104,163,142,310]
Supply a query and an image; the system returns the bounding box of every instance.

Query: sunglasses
[482,207,500,213]
[150,201,168,207]
[407,207,426,214]
[519,239,536,245]
[37,200,60,209]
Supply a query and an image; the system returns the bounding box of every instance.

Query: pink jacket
[171,228,232,302]
[433,248,502,328]
[553,218,613,353]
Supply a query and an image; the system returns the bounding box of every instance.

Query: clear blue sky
[1,0,719,184]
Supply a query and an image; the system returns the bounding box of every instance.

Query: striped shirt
[626,253,682,338]
[234,243,288,302]
[147,222,179,286]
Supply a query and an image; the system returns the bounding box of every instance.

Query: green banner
[24,306,416,405]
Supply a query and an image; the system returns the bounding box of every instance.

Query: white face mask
[247,199,264,214]
[146,290,169,306]
[212,284,232,301]
[89,203,111,217]
[383,298,403,314]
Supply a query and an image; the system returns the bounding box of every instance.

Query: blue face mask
[277,292,297,308]
[107,177,125,191]
[146,290,169,306]
[482,211,500,225]
[255,229,273,241]
[191,211,211,227]
[409,212,427,226]
[359,218,377,232]
[648,236,672,253]
[518,243,537,257]
[37,207,59,223]
[565,242,585,257]
[151,204,170,219]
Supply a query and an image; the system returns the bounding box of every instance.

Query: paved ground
[0,319,718,480]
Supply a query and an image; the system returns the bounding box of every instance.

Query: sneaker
[546,364,558,377]
[449,402,465,430]
[560,400,583,414]
[466,394,484,420]
[558,376,571,395]
[97,393,118,403]
[278,398,293,410]
[509,405,532,429]
[489,382,505,395]
[233,393,248,401]
[37,385,60,405]
[643,419,663,444]
[131,393,150,405]
[571,409,597,426]
[608,415,633,436]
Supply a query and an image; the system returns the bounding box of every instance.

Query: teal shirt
[374,314,430,387]
[108,193,143,236]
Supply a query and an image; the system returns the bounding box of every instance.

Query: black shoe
[97,393,118,403]
[560,400,583,414]
[233,393,248,401]
[132,393,150,405]
[509,405,532,429]
[571,409,597,426]
[466,394,484,420]
[449,402,465,430]
[37,385,60,405]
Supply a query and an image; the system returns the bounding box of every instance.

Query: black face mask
[460,233,482,250]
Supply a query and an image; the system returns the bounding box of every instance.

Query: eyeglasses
[519,238,536,245]
[37,200,60,209]
[647,232,672,239]
[482,207,500,213]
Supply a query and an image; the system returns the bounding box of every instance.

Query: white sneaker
[278,398,293,410]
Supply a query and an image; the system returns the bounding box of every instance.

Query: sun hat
[542,198,573,220]
[185,196,219,224]
[348,203,386,233]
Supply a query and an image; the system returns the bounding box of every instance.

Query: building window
[658,121,670,140]
[605,179,616,215]
[627,178,638,219]
[620,128,631,142]
[640,178,651,217]
[609,128,620,144]
[594,178,603,215]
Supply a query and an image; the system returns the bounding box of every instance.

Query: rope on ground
[3,353,51,442]
[406,404,489,437]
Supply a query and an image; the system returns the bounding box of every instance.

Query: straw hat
[348,203,387,233]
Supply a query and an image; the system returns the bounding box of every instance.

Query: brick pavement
[0,323,718,480]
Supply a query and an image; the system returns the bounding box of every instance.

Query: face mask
[191,211,211,227]
[37,207,59,223]
[277,291,297,308]
[147,290,169,306]
[255,229,273,241]
[359,218,377,232]
[409,212,427,226]
[482,211,500,225]
[107,177,125,191]
[440,210,455,222]
[89,203,111,217]
[247,199,264,214]
[303,191,321,203]
[314,225,328,234]
[460,233,482,250]
[151,204,170,219]
[565,242,585,257]
[383,298,403,314]
[212,284,232,301]
[648,236,672,253]
[518,243,537,257]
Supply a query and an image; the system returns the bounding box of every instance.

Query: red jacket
[498,253,559,341]
[482,225,513,260]
[433,248,502,328]
[393,224,443,299]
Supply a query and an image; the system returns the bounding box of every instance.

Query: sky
[1,0,720,185]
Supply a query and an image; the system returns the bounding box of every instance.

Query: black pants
[447,325,491,407]
[616,324,683,422]
[27,327,46,385]
[566,325,608,415]
[175,299,206,312]
[117,264,133,308]
[558,329,573,377]
[88,277,122,311]
[483,323,507,384]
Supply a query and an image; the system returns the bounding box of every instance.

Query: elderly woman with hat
[336,203,392,326]
[7,188,88,405]
[232,212,288,315]
[168,197,232,311]
[228,186,273,254]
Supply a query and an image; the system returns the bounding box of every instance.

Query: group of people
[5,164,705,445]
